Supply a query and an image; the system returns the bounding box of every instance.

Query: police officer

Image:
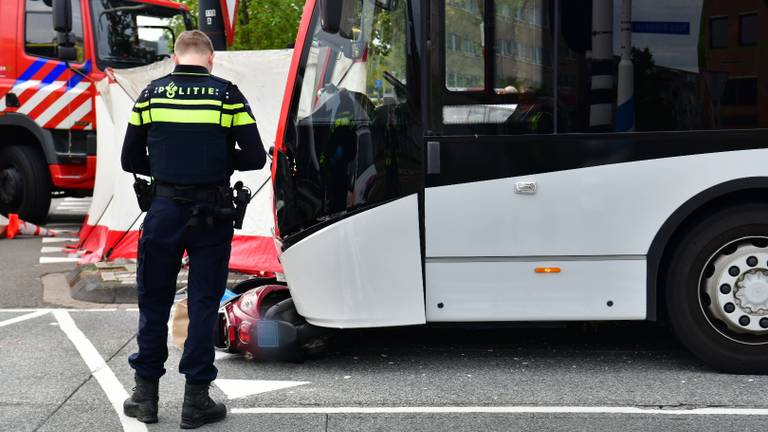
[120,30,266,429]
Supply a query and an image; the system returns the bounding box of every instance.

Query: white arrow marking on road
[0,310,49,328]
[53,311,148,432]
[214,379,311,400]
[214,351,241,361]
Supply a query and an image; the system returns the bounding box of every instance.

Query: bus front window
[278,0,420,236]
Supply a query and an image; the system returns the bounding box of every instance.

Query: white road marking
[42,237,78,243]
[0,310,49,328]
[0,308,120,312]
[214,351,241,361]
[214,379,310,400]
[55,203,90,207]
[41,246,65,253]
[56,210,90,214]
[231,406,768,416]
[53,311,147,432]
[39,257,80,264]
[56,208,90,211]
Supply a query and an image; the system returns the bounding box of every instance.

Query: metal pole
[616,0,635,132]
[199,0,227,50]
[589,0,613,131]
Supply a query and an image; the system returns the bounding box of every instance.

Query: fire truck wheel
[665,202,768,374]
[0,145,51,225]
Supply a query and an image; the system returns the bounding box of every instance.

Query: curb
[67,263,142,304]
[66,262,254,304]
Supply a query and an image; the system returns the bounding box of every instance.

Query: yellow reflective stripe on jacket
[220,113,233,127]
[232,111,256,126]
[149,108,222,124]
[129,111,142,126]
[141,110,152,124]
[222,103,244,110]
[151,98,223,107]
[134,101,150,109]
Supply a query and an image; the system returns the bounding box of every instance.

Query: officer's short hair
[174,30,215,56]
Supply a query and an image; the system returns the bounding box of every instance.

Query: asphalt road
[2,201,768,431]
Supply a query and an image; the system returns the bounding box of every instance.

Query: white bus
[267,0,768,373]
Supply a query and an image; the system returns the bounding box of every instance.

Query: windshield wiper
[100,56,148,65]
[100,4,148,16]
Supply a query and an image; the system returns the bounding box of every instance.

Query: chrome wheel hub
[704,240,768,339]
[735,269,768,314]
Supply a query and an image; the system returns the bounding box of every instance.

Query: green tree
[177,0,303,50]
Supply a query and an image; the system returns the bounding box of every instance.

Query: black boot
[180,382,227,429]
[123,374,159,423]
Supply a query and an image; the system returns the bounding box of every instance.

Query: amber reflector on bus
[535,267,561,274]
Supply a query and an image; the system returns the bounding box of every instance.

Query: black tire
[665,202,768,373]
[0,145,51,224]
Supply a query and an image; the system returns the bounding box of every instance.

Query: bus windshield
[276,0,422,237]
[91,0,192,69]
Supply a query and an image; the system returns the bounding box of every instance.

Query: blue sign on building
[631,21,690,35]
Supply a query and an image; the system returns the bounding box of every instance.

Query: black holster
[232,182,252,230]
[133,177,155,212]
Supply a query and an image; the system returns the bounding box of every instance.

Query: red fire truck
[0,0,193,223]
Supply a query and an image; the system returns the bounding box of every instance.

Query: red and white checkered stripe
[0,62,94,131]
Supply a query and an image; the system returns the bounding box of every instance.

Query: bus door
[424,0,646,323]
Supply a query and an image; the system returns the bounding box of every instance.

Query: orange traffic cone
[4,214,58,239]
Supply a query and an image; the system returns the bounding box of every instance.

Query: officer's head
[173,30,215,72]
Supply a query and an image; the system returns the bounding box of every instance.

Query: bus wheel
[666,203,768,373]
[0,145,51,224]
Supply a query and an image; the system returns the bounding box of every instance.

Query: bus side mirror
[52,0,78,61]
[319,0,342,34]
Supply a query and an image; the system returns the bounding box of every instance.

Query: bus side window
[557,0,764,133]
[441,0,555,135]
[445,0,485,92]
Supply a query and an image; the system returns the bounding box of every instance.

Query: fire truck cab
[0,0,192,223]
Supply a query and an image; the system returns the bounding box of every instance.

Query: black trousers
[128,196,233,384]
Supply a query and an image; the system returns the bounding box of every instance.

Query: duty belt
[155,184,226,204]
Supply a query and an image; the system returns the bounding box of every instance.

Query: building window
[709,16,728,49]
[721,77,758,106]
[739,13,758,46]
[445,0,485,91]
[447,33,460,51]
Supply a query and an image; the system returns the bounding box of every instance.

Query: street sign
[631,21,690,35]
[219,0,240,46]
